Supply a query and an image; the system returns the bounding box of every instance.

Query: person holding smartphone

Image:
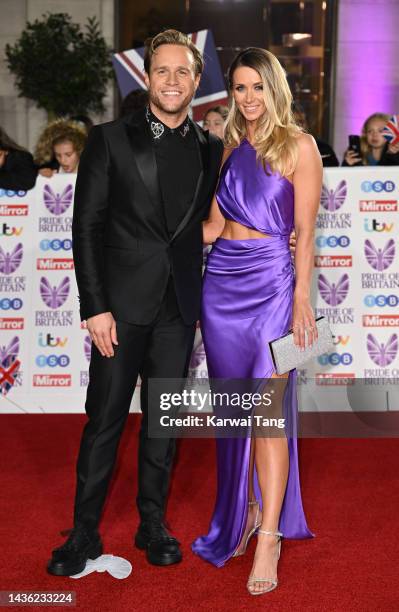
[342,112,399,166]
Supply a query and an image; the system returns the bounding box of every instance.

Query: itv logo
[0,223,23,236]
[363,219,394,233]
[38,332,68,348]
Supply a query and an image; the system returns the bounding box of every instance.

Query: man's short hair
[144,29,204,76]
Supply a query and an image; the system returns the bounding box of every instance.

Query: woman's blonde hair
[224,47,302,177]
[34,119,87,165]
[359,112,390,165]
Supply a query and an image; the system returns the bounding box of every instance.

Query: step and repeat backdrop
[1,169,398,413]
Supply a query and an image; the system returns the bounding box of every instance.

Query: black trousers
[73,279,196,530]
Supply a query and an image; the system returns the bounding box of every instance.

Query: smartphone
[348,135,361,156]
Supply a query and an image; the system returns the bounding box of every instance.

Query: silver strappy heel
[247,529,283,595]
[232,500,262,557]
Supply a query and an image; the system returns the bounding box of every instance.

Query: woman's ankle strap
[257,529,283,537]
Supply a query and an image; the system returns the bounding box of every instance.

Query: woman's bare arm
[292,133,323,349]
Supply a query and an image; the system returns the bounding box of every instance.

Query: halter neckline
[240,139,294,189]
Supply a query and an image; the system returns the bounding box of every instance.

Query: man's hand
[39,168,56,178]
[289,229,296,256]
[86,312,118,357]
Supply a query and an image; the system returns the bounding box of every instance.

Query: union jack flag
[112,30,228,123]
[382,115,399,146]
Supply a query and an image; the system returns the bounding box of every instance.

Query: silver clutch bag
[269,316,334,375]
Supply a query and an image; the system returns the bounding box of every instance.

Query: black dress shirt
[146,107,202,237]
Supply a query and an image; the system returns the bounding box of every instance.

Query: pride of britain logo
[362,239,399,289]
[317,181,350,230]
[367,333,398,367]
[316,273,353,324]
[43,184,73,215]
[0,243,25,294]
[364,239,395,271]
[40,276,70,309]
[0,243,23,275]
[80,335,92,387]
[39,184,74,233]
[320,180,347,212]
[36,276,73,327]
[84,335,92,362]
[318,273,349,306]
[0,336,20,395]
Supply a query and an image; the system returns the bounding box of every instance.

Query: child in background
[35,119,87,177]
[342,112,399,166]
[202,105,228,140]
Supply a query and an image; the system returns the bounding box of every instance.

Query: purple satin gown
[192,138,314,567]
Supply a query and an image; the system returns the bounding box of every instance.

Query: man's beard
[149,89,194,115]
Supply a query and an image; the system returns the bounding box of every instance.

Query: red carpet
[1,414,398,611]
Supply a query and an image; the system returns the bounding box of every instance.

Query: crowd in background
[0,117,91,192]
[1,91,398,193]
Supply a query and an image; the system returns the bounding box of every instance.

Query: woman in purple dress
[192,48,322,595]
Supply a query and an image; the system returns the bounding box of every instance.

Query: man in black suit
[47,29,223,576]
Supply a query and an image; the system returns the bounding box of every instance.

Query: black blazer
[0,149,37,191]
[72,108,223,325]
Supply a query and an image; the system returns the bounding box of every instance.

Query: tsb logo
[318,352,353,366]
[361,180,395,193]
[35,354,70,367]
[39,238,72,251]
[364,294,399,307]
[0,189,27,197]
[316,235,350,248]
[0,298,23,310]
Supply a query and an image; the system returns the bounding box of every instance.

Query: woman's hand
[289,229,296,256]
[202,219,224,245]
[292,294,318,351]
[344,149,361,165]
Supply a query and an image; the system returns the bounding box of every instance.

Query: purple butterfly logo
[367,334,398,367]
[0,243,23,275]
[84,335,92,362]
[189,337,206,370]
[318,273,349,306]
[43,184,73,215]
[320,180,347,211]
[0,336,20,396]
[40,276,70,309]
[364,239,395,271]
